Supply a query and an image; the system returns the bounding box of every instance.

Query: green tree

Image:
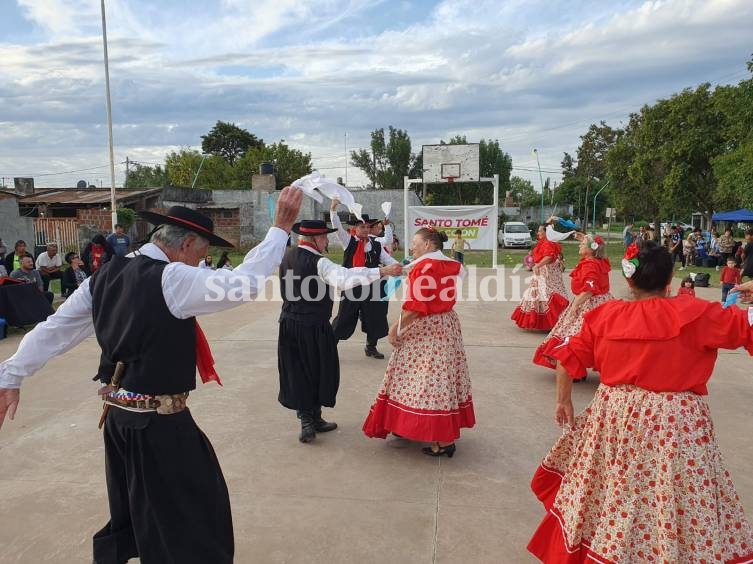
[125,163,167,188]
[350,126,415,190]
[510,176,539,207]
[201,121,263,165]
[234,142,313,189]
[165,148,234,188]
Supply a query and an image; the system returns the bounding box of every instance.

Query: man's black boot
[313,407,338,433]
[297,410,316,443]
[365,344,384,359]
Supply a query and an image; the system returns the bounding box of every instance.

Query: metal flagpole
[533,149,545,224]
[100,0,118,232]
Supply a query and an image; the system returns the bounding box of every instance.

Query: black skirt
[278,317,340,410]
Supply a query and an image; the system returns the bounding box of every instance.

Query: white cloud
[1,0,752,190]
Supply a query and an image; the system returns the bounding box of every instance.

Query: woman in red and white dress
[512,224,569,331]
[528,241,753,563]
[533,233,612,373]
[362,227,475,458]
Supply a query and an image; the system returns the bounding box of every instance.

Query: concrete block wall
[0,198,34,253]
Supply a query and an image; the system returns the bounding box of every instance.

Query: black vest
[343,237,381,268]
[90,255,197,395]
[279,248,334,324]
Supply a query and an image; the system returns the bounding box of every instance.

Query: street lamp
[533,149,545,224]
[99,0,117,232]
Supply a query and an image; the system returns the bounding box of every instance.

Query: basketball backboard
[422,143,480,183]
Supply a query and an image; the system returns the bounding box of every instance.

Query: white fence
[33,218,81,254]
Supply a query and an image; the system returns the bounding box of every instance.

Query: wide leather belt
[104,392,189,415]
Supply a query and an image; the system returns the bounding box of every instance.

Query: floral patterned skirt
[528,384,753,563]
[362,310,475,443]
[533,292,613,369]
[512,263,569,331]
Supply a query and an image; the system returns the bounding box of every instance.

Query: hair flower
[590,241,599,251]
[621,258,637,278]
[624,242,639,260]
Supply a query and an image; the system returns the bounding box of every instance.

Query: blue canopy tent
[711,209,753,222]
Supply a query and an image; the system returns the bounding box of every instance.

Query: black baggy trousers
[92,407,234,564]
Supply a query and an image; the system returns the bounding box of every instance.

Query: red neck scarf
[352,237,368,267]
[195,321,222,386]
[298,241,320,253]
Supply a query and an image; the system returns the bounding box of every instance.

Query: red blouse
[677,287,695,297]
[569,257,611,295]
[403,258,462,315]
[532,239,561,263]
[551,295,753,395]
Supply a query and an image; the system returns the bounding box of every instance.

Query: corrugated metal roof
[18,188,162,205]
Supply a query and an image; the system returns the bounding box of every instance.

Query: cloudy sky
[0,0,751,190]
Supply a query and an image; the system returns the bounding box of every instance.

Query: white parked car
[498,222,532,248]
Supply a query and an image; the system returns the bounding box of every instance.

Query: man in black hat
[329,199,400,358]
[0,187,303,564]
[279,220,402,442]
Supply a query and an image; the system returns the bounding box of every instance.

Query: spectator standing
[720,257,742,302]
[106,224,131,257]
[719,227,736,264]
[35,243,63,295]
[61,252,87,298]
[742,228,753,280]
[622,223,634,248]
[670,226,685,270]
[82,235,113,276]
[451,229,471,263]
[10,256,53,304]
[3,240,33,275]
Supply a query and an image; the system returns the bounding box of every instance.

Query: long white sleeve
[0,279,95,388]
[374,223,393,246]
[164,227,289,318]
[329,212,352,249]
[316,258,381,291]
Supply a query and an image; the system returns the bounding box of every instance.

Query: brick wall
[199,208,240,248]
[76,208,113,231]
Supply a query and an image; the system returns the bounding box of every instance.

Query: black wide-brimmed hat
[346,214,379,226]
[138,206,234,247]
[292,220,337,235]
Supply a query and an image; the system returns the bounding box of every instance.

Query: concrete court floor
[1,268,752,564]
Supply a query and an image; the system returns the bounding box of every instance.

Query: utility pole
[125,156,130,188]
[344,132,348,187]
[533,148,545,224]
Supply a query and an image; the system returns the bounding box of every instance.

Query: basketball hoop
[446,176,457,184]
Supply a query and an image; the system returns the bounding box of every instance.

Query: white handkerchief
[381,202,392,219]
[292,171,363,220]
[546,224,575,242]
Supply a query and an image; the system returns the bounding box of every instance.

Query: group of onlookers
[0,224,133,305]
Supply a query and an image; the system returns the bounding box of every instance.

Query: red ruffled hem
[532,336,564,369]
[362,394,476,443]
[527,463,753,564]
[512,293,569,331]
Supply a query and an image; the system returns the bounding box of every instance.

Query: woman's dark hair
[454,229,462,235]
[216,251,231,269]
[92,234,107,246]
[631,240,673,292]
[416,227,448,250]
[65,251,77,264]
[681,275,694,289]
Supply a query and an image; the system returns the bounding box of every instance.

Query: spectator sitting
[82,234,113,275]
[677,276,695,297]
[216,251,233,270]
[0,264,7,278]
[11,255,53,304]
[708,232,721,270]
[35,242,64,296]
[62,252,88,298]
[718,228,736,264]
[106,223,132,257]
[198,254,214,269]
[3,240,34,274]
